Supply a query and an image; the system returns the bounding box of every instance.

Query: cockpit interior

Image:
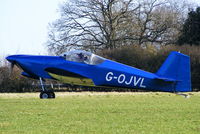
[60,50,105,65]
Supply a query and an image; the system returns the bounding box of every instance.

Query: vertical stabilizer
[156,51,191,92]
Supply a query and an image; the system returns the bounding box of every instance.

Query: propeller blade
[8,62,14,76]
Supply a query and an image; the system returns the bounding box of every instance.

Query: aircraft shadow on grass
[6,50,191,99]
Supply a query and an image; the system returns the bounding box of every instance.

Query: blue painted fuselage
[6,51,191,92]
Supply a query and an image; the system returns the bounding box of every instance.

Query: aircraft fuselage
[7,54,174,92]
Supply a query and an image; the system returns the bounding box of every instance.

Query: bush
[0,66,37,92]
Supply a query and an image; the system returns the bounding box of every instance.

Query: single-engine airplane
[6,50,191,99]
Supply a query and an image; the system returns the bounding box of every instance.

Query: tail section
[156,51,191,92]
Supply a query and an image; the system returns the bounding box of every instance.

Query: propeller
[8,62,15,76]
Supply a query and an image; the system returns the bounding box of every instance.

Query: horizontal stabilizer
[154,76,180,82]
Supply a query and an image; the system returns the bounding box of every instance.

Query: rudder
[156,51,191,92]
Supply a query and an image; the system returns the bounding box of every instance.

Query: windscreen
[60,50,105,65]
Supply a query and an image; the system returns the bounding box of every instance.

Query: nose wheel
[39,77,56,99]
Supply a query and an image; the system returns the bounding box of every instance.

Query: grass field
[0,92,200,134]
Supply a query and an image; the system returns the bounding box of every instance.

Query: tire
[40,91,55,99]
[40,91,49,99]
[48,91,55,99]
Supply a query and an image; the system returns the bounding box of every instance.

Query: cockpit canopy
[60,50,105,65]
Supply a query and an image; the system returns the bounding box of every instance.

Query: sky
[0,0,200,62]
[0,0,65,59]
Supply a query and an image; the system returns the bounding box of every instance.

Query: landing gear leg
[39,77,55,99]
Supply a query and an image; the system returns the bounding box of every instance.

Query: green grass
[0,92,200,134]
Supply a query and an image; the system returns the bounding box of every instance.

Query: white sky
[0,0,65,58]
[0,0,200,62]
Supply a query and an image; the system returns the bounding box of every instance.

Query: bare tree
[48,0,139,54]
[47,0,190,54]
[127,0,190,46]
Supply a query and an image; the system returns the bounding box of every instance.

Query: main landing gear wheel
[39,77,56,99]
[40,91,55,99]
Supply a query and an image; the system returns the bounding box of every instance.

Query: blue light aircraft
[6,50,191,99]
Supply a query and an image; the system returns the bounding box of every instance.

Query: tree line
[1,45,200,92]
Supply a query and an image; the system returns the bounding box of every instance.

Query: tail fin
[156,51,191,92]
